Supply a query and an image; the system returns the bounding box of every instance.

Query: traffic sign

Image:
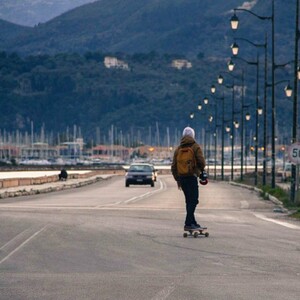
[288,143,300,164]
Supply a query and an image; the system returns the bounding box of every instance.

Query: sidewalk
[0,173,114,199]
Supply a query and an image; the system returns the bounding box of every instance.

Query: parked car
[125,163,155,187]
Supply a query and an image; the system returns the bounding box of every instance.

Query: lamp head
[285,84,293,97]
[230,13,239,30]
[227,59,235,72]
[231,42,239,56]
[217,75,224,85]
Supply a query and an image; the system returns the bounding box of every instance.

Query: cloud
[225,0,258,15]
[237,0,258,10]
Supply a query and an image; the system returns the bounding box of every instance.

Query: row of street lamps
[190,1,299,203]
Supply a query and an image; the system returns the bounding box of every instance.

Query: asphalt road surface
[0,175,300,300]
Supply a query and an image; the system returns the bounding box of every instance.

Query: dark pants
[179,176,199,226]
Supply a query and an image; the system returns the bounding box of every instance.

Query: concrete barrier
[2,179,20,188]
[0,169,127,190]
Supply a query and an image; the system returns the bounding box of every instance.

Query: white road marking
[0,228,32,251]
[123,179,166,204]
[254,213,300,229]
[0,225,49,265]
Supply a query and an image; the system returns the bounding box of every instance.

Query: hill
[0,0,297,146]
[0,0,295,61]
[0,0,95,27]
[0,0,247,58]
[0,19,32,45]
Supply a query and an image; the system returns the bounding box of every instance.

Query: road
[0,175,299,300]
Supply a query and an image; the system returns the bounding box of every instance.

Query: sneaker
[184,224,199,230]
[193,223,201,228]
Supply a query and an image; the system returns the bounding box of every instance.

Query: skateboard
[183,227,209,238]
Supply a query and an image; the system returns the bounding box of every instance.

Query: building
[104,56,129,70]
[92,145,129,162]
[171,59,192,70]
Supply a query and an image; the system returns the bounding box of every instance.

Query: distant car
[125,163,155,187]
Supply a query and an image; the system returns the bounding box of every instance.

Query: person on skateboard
[171,126,206,230]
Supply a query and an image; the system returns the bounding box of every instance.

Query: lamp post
[231,36,268,184]
[231,2,276,187]
[245,112,251,173]
[190,96,209,156]
[290,0,299,203]
[229,55,260,185]
[218,70,243,181]
[216,77,227,180]
[221,76,235,181]
[210,85,226,180]
[210,85,218,179]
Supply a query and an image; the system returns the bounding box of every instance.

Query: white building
[104,56,129,70]
[171,59,192,70]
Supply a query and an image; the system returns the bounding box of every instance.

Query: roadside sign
[288,143,300,164]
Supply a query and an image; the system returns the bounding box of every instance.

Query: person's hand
[177,181,182,190]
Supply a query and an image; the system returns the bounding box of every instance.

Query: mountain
[0,0,95,27]
[0,0,297,145]
[0,19,33,45]
[0,0,247,58]
[0,0,295,61]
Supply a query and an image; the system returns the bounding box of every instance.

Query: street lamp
[211,85,216,94]
[285,84,293,97]
[218,75,224,85]
[230,37,268,184]
[230,54,260,185]
[213,85,226,180]
[228,59,235,72]
[231,36,268,183]
[231,42,239,56]
[231,3,276,188]
[218,70,244,181]
[230,13,239,30]
[291,0,299,202]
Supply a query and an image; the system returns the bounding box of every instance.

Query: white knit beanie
[182,127,195,138]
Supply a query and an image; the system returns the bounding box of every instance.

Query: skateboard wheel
[205,232,209,237]
[193,232,198,238]
[183,233,188,238]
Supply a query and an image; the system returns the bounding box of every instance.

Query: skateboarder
[171,126,206,230]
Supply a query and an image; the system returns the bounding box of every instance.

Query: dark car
[125,163,155,187]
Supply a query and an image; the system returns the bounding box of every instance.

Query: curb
[228,181,287,212]
[0,175,113,199]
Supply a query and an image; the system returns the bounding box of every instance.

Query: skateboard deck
[183,227,209,238]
